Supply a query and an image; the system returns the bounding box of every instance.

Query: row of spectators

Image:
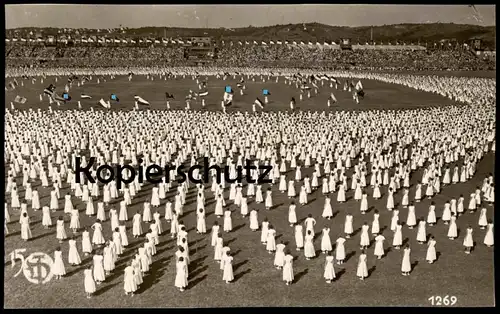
[5,45,495,71]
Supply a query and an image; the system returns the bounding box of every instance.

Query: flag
[355,80,363,91]
[14,95,27,104]
[110,94,119,102]
[223,92,233,105]
[134,95,150,106]
[62,93,71,101]
[53,93,67,102]
[165,92,175,99]
[80,94,92,99]
[98,98,110,109]
[254,98,264,109]
[262,89,270,96]
[330,93,337,103]
[43,87,54,97]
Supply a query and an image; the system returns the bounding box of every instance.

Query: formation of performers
[4,67,495,299]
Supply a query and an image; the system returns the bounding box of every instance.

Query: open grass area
[5,73,458,112]
[3,73,495,307]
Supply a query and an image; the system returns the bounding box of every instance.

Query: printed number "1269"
[428,296,457,306]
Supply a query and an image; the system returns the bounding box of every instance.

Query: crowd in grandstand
[5,44,495,71]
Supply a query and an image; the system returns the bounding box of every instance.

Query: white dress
[52,250,66,276]
[324,255,336,280]
[322,198,333,218]
[335,238,346,261]
[294,225,304,249]
[124,266,138,293]
[265,190,273,208]
[356,254,368,278]
[249,210,259,230]
[393,225,403,246]
[274,243,286,267]
[463,228,474,248]
[91,223,105,245]
[70,209,80,230]
[81,231,92,253]
[321,228,332,252]
[42,207,52,227]
[222,256,234,282]
[68,239,82,265]
[447,216,458,238]
[371,213,380,234]
[344,215,353,234]
[282,255,294,282]
[174,260,188,289]
[406,206,416,227]
[374,235,385,257]
[484,223,494,246]
[417,221,427,242]
[84,268,97,293]
[401,248,411,272]
[426,239,437,262]
[478,209,488,227]
[223,210,232,232]
[261,221,269,243]
[266,229,277,251]
[360,225,370,247]
[211,225,220,246]
[119,225,129,246]
[56,219,67,240]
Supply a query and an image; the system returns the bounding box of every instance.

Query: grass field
[5,73,459,112]
[3,73,495,307]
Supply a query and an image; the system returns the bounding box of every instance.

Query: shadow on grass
[135,256,171,294]
[334,269,346,281]
[294,268,308,283]
[94,282,120,296]
[188,274,207,289]
[31,230,56,241]
[233,269,251,282]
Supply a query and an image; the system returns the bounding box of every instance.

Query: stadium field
[5,74,459,112]
[4,73,495,308]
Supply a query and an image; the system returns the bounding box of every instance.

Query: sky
[5,4,496,29]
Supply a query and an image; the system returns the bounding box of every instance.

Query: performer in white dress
[356,250,368,280]
[463,226,474,254]
[426,237,437,263]
[484,221,494,247]
[324,254,336,283]
[283,252,294,285]
[401,245,412,276]
[335,237,346,264]
[374,234,385,259]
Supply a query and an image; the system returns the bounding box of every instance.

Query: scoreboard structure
[471,38,483,51]
[184,37,216,65]
[340,38,353,50]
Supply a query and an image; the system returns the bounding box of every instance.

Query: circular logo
[23,252,54,284]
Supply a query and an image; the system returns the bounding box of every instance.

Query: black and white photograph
[3,4,496,308]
